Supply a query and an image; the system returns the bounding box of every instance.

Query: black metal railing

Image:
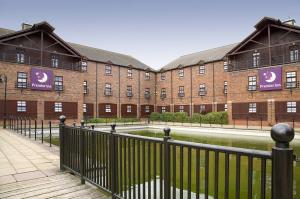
[59,116,295,199]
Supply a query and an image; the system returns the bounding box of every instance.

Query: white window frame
[54,102,62,113]
[127,105,132,113]
[83,103,87,113]
[224,81,228,94]
[17,72,27,88]
[51,55,59,68]
[127,68,132,77]
[145,106,150,113]
[199,65,205,74]
[105,105,111,113]
[81,61,87,71]
[145,72,150,80]
[105,65,112,75]
[249,103,257,113]
[54,76,63,91]
[290,47,299,62]
[17,101,26,112]
[198,84,206,96]
[179,105,184,112]
[200,105,206,112]
[252,52,260,67]
[224,104,228,112]
[223,61,228,71]
[287,101,296,113]
[248,76,257,91]
[286,72,297,88]
[161,72,166,80]
[161,106,166,113]
[16,51,25,63]
[178,69,184,77]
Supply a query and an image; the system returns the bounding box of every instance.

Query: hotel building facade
[0,17,300,126]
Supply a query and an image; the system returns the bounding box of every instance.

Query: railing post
[110,124,118,198]
[271,123,294,199]
[80,120,85,184]
[49,121,52,147]
[41,120,44,143]
[59,115,66,171]
[20,118,22,134]
[34,120,37,140]
[29,118,31,138]
[163,127,171,199]
[24,118,26,136]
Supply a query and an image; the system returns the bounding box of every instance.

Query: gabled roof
[161,43,238,71]
[0,28,15,36]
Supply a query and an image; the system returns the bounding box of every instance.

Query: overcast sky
[1,0,300,69]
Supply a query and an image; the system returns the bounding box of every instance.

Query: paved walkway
[0,129,109,199]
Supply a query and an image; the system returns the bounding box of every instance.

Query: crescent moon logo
[265,71,276,83]
[37,72,48,83]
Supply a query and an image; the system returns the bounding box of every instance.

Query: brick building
[0,17,300,127]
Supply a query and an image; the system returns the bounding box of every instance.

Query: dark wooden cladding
[194,104,212,114]
[98,103,117,118]
[84,103,94,118]
[156,106,170,113]
[217,103,226,112]
[174,105,190,116]
[140,105,154,117]
[0,100,37,119]
[232,102,268,120]
[44,101,78,120]
[121,104,137,118]
[275,101,300,121]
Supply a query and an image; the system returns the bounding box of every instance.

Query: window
[127,85,133,97]
[145,72,150,80]
[286,72,297,88]
[144,88,150,99]
[178,69,184,77]
[248,76,257,91]
[54,76,63,91]
[105,83,112,96]
[161,73,166,80]
[105,65,112,75]
[178,86,184,97]
[224,104,228,112]
[51,55,59,68]
[83,103,87,113]
[249,103,257,113]
[17,101,26,112]
[127,68,132,77]
[252,52,260,67]
[223,61,228,71]
[55,102,62,112]
[127,105,132,113]
[179,105,184,112]
[105,105,111,113]
[224,81,228,94]
[160,88,166,99]
[199,65,205,74]
[145,106,150,113]
[200,105,206,113]
[290,46,299,62]
[161,106,166,113]
[17,72,27,88]
[81,61,87,71]
[83,81,88,94]
[16,51,25,63]
[287,101,296,113]
[198,84,206,96]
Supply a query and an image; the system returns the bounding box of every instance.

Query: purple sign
[259,67,282,91]
[30,68,53,91]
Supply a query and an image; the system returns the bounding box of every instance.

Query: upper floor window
[223,61,228,71]
[198,84,206,96]
[105,105,111,113]
[287,101,296,113]
[161,88,166,99]
[224,81,228,94]
[105,65,112,75]
[178,69,184,77]
[83,103,87,113]
[178,86,184,97]
[199,65,205,74]
[54,76,63,91]
[290,46,299,63]
[179,105,184,112]
[127,105,132,113]
[248,103,257,113]
[17,101,26,112]
[16,51,25,64]
[127,85,133,97]
[145,72,150,80]
[248,76,257,91]
[81,61,87,71]
[51,55,59,68]
[83,81,88,94]
[17,72,27,88]
[252,52,260,67]
[144,88,150,99]
[161,106,166,113]
[286,72,297,88]
[161,72,166,80]
[145,106,150,113]
[128,68,132,77]
[54,102,62,112]
[105,83,112,96]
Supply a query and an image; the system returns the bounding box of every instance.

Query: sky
[1,0,300,69]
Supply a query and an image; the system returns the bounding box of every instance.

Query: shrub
[160,112,175,122]
[174,112,189,122]
[150,112,161,121]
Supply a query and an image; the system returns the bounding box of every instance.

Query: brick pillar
[118,103,121,118]
[190,103,194,117]
[37,101,44,121]
[227,101,233,125]
[268,99,276,125]
[77,99,83,122]
[212,102,218,112]
[170,104,174,113]
[94,103,97,118]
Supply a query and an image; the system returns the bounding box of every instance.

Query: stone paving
[0,129,110,198]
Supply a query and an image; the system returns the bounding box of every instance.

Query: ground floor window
[105,105,111,113]
[248,103,257,113]
[200,105,206,113]
[287,101,296,113]
[54,102,62,112]
[83,103,87,113]
[17,101,26,112]
[127,105,132,113]
[224,104,228,112]
[161,106,166,113]
[179,105,184,112]
[145,106,150,113]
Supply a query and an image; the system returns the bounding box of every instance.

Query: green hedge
[87,117,140,123]
[150,111,228,124]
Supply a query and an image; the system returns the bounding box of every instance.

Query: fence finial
[59,115,66,124]
[163,127,171,137]
[271,123,294,148]
[80,120,85,127]
[111,124,116,132]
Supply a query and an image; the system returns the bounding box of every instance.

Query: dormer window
[145,72,150,80]
[81,61,87,71]
[223,61,228,71]
[161,72,166,80]
[105,65,112,75]
[128,68,132,77]
[16,51,25,64]
[178,69,184,77]
[51,55,59,68]
[199,65,205,74]
[252,52,260,67]
[290,46,299,63]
